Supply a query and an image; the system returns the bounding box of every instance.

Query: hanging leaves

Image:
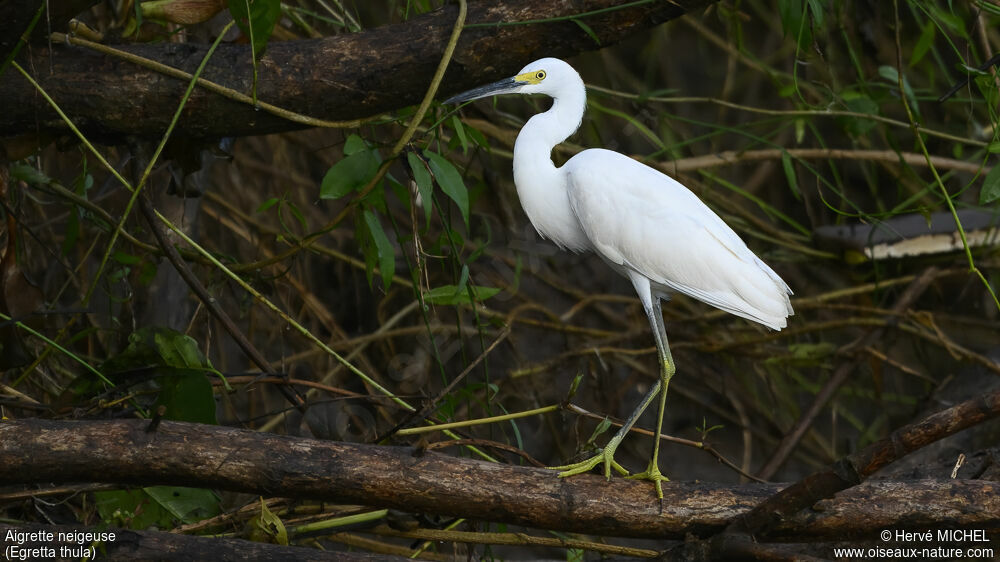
[425,149,470,228]
[227,0,280,60]
[321,135,382,200]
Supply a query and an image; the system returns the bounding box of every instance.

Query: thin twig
[756,266,939,480]
[133,156,305,410]
[372,524,660,558]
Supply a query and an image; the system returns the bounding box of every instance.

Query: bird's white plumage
[564,148,792,329]
[446,56,793,495]
[481,57,793,330]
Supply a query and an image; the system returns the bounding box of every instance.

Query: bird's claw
[627,460,670,499]
[549,449,630,480]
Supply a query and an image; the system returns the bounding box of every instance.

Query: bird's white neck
[512,86,590,252]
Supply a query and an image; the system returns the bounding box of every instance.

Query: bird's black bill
[443,76,520,104]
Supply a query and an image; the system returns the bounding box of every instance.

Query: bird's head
[444,57,583,104]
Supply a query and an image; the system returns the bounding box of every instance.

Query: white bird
[445,58,792,498]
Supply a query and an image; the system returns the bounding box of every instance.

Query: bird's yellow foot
[549,448,630,480]
[627,460,670,499]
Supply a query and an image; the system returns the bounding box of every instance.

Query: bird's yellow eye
[536,71,546,80]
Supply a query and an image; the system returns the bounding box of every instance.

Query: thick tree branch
[0,418,997,541]
[0,0,95,63]
[0,0,713,141]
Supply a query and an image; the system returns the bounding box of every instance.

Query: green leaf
[96,487,220,530]
[778,0,804,38]
[781,151,801,199]
[839,91,879,136]
[99,327,220,423]
[778,0,811,51]
[276,198,308,233]
[256,197,279,213]
[978,0,1000,16]
[981,165,1000,204]
[9,162,51,185]
[805,0,824,28]
[406,152,434,226]
[423,284,501,305]
[466,126,489,148]
[113,251,142,265]
[570,17,600,45]
[455,264,470,295]
[154,371,217,424]
[424,150,470,227]
[910,21,935,67]
[878,65,920,118]
[450,115,469,154]
[363,209,395,290]
[343,133,368,156]
[144,486,221,522]
[155,333,201,368]
[586,417,613,445]
[321,147,381,200]
[249,497,289,545]
[227,0,280,59]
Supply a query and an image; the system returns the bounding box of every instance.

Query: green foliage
[450,115,469,154]
[910,20,936,67]
[695,418,724,439]
[571,18,600,46]
[781,151,800,199]
[422,284,501,305]
[981,165,1000,204]
[778,0,826,53]
[228,0,280,59]
[584,417,613,449]
[361,209,395,291]
[321,135,382,200]
[838,91,879,136]
[877,65,920,118]
[406,151,434,226]
[257,194,309,236]
[425,149,470,228]
[100,327,219,424]
[12,2,1000,556]
[95,487,221,530]
[248,497,289,545]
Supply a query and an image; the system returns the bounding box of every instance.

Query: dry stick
[462,117,988,174]
[423,437,545,466]
[371,525,659,558]
[694,386,1000,561]
[326,533,448,561]
[212,376,363,399]
[756,266,940,480]
[382,325,511,440]
[135,192,305,411]
[665,147,990,175]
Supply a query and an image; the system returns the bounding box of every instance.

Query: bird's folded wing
[566,149,792,329]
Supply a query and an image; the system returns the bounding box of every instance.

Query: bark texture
[0,0,712,140]
[0,418,996,541]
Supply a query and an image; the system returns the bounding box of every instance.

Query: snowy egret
[445,58,793,497]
